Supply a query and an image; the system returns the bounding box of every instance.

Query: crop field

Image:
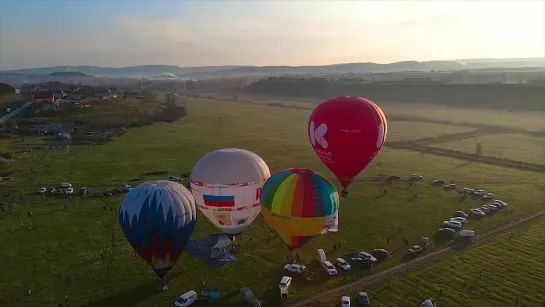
[385,121,473,142]
[433,134,545,165]
[319,217,545,307]
[1,98,544,307]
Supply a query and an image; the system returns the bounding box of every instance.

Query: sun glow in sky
[0,0,543,69]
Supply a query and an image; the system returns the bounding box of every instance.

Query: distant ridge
[48,71,93,77]
[1,57,544,78]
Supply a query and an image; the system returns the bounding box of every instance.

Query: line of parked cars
[38,182,78,195]
[469,199,508,217]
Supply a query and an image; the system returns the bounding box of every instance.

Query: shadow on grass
[431,232,454,246]
[79,272,182,307]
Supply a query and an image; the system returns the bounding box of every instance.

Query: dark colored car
[372,248,389,261]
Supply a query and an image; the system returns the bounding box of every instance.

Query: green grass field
[1,98,544,307]
[0,93,24,109]
[324,217,545,307]
[231,94,545,131]
[434,134,545,164]
[386,121,472,142]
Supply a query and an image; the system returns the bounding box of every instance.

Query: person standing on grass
[28,287,31,295]
[65,295,68,303]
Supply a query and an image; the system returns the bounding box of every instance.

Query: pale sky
[0,0,543,70]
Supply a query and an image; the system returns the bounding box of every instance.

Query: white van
[316,248,326,263]
[279,276,292,300]
[173,290,198,307]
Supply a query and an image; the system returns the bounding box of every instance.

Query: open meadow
[1,98,544,307]
[433,134,545,165]
[318,217,545,307]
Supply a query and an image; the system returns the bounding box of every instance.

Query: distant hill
[48,71,93,77]
[0,65,247,78]
[2,58,543,79]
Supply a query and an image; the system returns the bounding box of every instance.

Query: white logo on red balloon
[310,121,328,149]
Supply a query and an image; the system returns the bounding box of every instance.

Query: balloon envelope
[309,96,387,189]
[190,148,270,235]
[260,168,339,250]
[119,180,197,278]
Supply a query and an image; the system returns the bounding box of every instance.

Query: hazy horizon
[0,0,544,70]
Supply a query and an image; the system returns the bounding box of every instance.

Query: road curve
[0,100,34,125]
[288,210,545,307]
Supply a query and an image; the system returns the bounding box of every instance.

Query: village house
[30,123,75,135]
[34,91,55,103]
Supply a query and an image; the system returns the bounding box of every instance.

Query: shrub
[0,157,11,170]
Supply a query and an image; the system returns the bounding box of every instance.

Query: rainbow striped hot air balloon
[260,168,339,250]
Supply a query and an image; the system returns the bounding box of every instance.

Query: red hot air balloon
[308,96,387,193]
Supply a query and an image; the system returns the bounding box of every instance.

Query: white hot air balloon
[190,148,270,235]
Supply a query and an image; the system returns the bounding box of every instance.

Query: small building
[34,91,55,103]
[30,123,74,134]
[57,132,71,140]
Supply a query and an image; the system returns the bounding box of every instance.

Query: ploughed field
[1,98,544,307]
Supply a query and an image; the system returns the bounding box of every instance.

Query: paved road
[0,100,34,125]
[288,210,545,307]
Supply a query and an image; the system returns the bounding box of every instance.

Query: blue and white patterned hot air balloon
[119,180,197,278]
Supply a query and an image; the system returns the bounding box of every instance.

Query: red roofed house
[34,91,55,103]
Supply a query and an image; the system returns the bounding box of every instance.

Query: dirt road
[288,210,545,307]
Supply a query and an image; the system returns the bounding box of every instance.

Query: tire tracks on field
[288,210,545,307]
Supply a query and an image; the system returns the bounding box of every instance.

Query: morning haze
[0,0,544,69]
[1,1,545,307]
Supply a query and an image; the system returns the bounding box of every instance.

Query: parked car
[479,206,490,213]
[459,229,475,239]
[422,299,436,307]
[322,261,338,275]
[279,276,292,289]
[123,184,132,192]
[66,188,74,195]
[39,187,47,194]
[341,296,351,307]
[55,189,63,194]
[470,208,486,217]
[200,288,219,302]
[454,211,469,218]
[444,183,457,190]
[482,192,495,200]
[473,189,486,196]
[493,200,508,208]
[432,179,445,186]
[437,227,456,235]
[372,248,390,261]
[459,188,469,194]
[336,258,351,271]
[317,248,326,263]
[450,217,467,224]
[484,204,499,212]
[408,245,424,254]
[61,182,72,188]
[443,220,463,229]
[356,251,378,263]
[173,290,198,307]
[409,174,423,181]
[279,276,291,300]
[358,292,370,306]
[284,264,306,273]
[168,176,181,182]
